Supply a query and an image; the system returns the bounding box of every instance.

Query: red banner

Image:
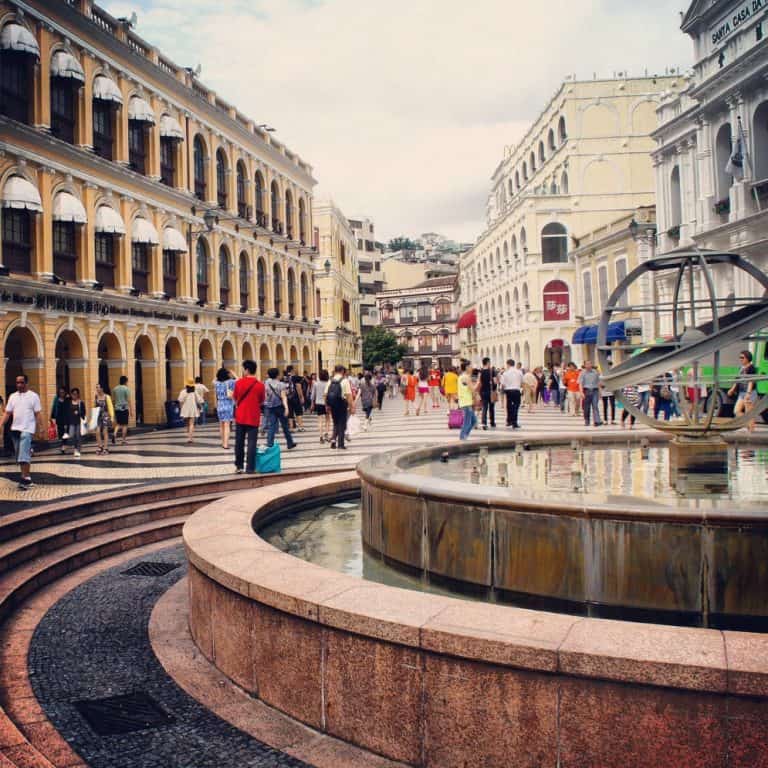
[543,280,570,322]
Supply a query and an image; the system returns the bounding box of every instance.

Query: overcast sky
[103,0,693,244]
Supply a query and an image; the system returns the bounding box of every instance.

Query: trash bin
[164,400,185,428]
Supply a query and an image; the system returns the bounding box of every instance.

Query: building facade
[348,217,385,334]
[0,0,320,425]
[377,276,459,371]
[312,200,361,371]
[460,75,682,367]
[653,0,768,335]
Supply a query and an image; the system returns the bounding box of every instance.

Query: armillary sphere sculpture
[598,250,768,438]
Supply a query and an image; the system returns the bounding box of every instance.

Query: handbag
[88,406,101,432]
[347,414,361,436]
[47,421,57,441]
[80,418,88,436]
[255,443,281,473]
[490,390,499,403]
[448,409,463,429]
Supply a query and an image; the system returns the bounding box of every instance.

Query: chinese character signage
[542,280,570,322]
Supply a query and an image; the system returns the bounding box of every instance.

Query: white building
[653,0,768,333]
[348,217,385,333]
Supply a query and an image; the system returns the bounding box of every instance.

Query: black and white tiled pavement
[0,395,654,511]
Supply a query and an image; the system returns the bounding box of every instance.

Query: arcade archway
[55,329,86,396]
[97,332,124,393]
[165,336,185,401]
[134,335,157,424]
[4,326,42,400]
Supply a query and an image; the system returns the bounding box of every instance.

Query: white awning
[95,205,125,235]
[128,95,155,124]
[162,227,188,253]
[1,176,42,212]
[159,114,183,140]
[0,23,39,57]
[93,74,123,104]
[52,191,87,224]
[132,217,159,244]
[50,51,85,82]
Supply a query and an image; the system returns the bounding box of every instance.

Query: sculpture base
[668,436,729,496]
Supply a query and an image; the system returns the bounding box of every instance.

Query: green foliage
[363,327,409,369]
[388,237,418,252]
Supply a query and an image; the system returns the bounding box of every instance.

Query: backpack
[286,376,297,399]
[326,378,343,408]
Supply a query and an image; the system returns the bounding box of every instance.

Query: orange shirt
[404,374,417,401]
[564,369,581,393]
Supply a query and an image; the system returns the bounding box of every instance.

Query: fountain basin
[358,433,768,630]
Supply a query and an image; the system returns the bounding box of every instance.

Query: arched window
[502,241,509,264]
[561,171,569,195]
[257,257,267,312]
[193,136,206,201]
[93,76,119,161]
[160,115,181,187]
[236,161,247,218]
[287,268,296,317]
[508,178,514,197]
[511,234,518,259]
[558,115,567,143]
[271,181,281,234]
[522,283,529,309]
[530,150,537,172]
[418,331,432,352]
[254,171,265,225]
[50,52,83,145]
[541,222,568,263]
[538,141,545,164]
[300,272,308,319]
[0,24,37,124]
[670,166,682,232]
[520,227,527,253]
[515,170,520,189]
[216,148,228,209]
[513,287,520,315]
[127,96,153,176]
[218,246,230,305]
[285,190,294,239]
[753,101,768,181]
[273,263,282,314]
[523,161,528,181]
[715,122,733,204]
[548,128,556,151]
[299,198,307,244]
[196,237,208,303]
[239,252,249,308]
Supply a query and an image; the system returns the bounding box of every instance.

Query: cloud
[103,0,692,242]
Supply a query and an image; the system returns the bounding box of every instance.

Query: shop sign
[710,0,764,47]
[543,280,570,322]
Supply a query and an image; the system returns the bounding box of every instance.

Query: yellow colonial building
[460,75,683,368]
[0,0,321,424]
[312,200,361,371]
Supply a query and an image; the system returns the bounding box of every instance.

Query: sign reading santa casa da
[710,0,764,46]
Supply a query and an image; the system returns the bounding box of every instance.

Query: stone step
[0,516,186,626]
[0,743,56,768]
[0,492,223,576]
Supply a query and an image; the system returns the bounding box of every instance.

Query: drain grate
[74,691,176,736]
[121,561,180,577]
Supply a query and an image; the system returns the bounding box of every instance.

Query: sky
[102,0,693,244]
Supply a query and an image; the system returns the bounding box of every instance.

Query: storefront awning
[95,205,125,234]
[50,51,85,82]
[457,308,477,329]
[128,95,155,124]
[163,226,188,252]
[583,326,598,344]
[52,191,87,224]
[132,217,159,244]
[159,114,184,139]
[606,320,627,342]
[0,23,39,57]
[572,325,591,344]
[93,74,123,104]
[1,175,42,212]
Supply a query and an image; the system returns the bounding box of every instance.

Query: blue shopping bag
[256,443,281,473]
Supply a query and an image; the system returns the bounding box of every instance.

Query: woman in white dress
[178,377,203,444]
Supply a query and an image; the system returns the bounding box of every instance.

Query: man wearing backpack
[233,359,266,473]
[326,364,353,450]
[283,365,306,432]
[265,367,297,451]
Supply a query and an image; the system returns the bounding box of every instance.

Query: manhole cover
[74,691,176,736]
[121,561,179,577]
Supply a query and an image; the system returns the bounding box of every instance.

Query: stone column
[115,77,130,165]
[35,166,55,280]
[696,116,715,230]
[79,182,98,286]
[149,209,163,297]
[33,25,51,130]
[78,53,96,150]
[147,95,162,182]
[117,196,134,292]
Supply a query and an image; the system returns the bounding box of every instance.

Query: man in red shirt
[233,359,266,473]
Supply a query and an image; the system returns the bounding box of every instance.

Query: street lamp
[324,259,331,275]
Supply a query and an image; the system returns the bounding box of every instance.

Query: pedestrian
[233,360,266,473]
[402,369,417,415]
[428,366,441,408]
[326,364,354,450]
[479,357,497,429]
[93,383,115,454]
[375,371,387,410]
[0,374,43,490]
[283,365,306,432]
[50,387,70,452]
[458,361,479,440]
[415,368,430,415]
[729,350,757,431]
[214,367,236,449]
[441,366,459,410]
[600,365,617,424]
[178,378,203,444]
[620,385,639,429]
[312,369,331,442]
[264,368,297,450]
[651,374,674,421]
[359,373,377,430]
[66,387,86,458]
[522,368,537,413]
[563,362,582,416]
[557,365,567,412]
[194,376,209,426]
[112,375,131,445]
[500,359,523,428]
[578,360,603,426]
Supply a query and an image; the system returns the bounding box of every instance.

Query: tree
[388,237,418,252]
[363,327,408,369]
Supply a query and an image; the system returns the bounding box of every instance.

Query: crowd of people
[0,349,761,490]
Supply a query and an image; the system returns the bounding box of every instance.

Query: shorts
[11,430,33,464]
[315,404,327,416]
[115,409,129,426]
[737,391,757,405]
[288,397,303,418]
[417,386,429,394]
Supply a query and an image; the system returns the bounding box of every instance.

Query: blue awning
[583,325,598,344]
[572,325,593,344]
[606,320,626,342]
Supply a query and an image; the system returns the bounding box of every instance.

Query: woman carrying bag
[179,378,204,444]
[93,384,115,455]
[66,388,86,458]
